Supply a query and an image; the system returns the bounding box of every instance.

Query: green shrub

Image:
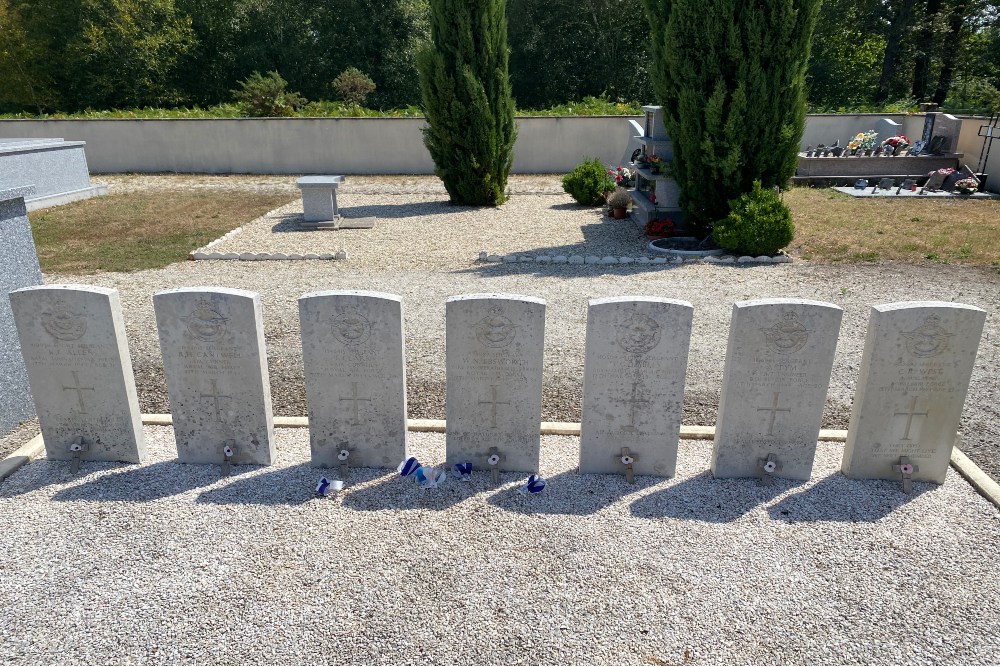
[332,67,377,107]
[562,158,616,206]
[232,71,307,117]
[713,181,795,256]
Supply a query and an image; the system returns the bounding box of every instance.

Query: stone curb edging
[188,250,348,261]
[4,418,997,510]
[477,252,792,265]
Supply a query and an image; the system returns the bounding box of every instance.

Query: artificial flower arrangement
[646,154,664,174]
[880,135,910,155]
[848,131,879,154]
[645,218,675,239]
[608,165,634,189]
[954,178,979,195]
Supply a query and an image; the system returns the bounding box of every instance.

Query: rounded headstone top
[299,289,402,303]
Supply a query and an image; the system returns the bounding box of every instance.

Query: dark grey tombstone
[924,171,948,191]
[919,114,936,150]
[942,171,963,192]
[901,178,917,190]
[878,178,895,190]
[0,185,43,436]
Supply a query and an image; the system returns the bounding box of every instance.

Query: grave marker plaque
[579,297,693,477]
[841,301,986,483]
[299,290,407,469]
[153,287,275,465]
[445,294,545,474]
[711,299,843,481]
[9,285,145,463]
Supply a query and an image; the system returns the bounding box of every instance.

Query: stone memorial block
[579,298,693,477]
[1,185,42,436]
[711,299,843,481]
[153,287,275,465]
[299,290,407,469]
[9,285,144,463]
[930,113,961,153]
[841,301,986,484]
[445,294,545,474]
[878,178,895,190]
[923,170,947,191]
[874,118,903,143]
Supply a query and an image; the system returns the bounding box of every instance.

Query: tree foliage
[417,0,516,206]
[643,0,821,233]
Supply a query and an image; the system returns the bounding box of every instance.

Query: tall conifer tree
[417,0,516,206]
[643,0,821,232]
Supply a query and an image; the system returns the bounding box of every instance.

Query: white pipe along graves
[5,284,989,498]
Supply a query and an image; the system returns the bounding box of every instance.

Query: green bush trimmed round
[562,158,616,206]
[713,181,795,256]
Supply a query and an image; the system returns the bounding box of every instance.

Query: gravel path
[2,426,999,665]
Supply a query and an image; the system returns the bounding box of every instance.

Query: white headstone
[579,297,693,477]
[873,118,904,142]
[711,299,843,481]
[9,285,145,463]
[841,301,986,484]
[445,294,545,474]
[153,287,275,465]
[299,290,408,469]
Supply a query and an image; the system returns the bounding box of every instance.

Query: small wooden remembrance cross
[486,447,506,485]
[221,440,237,476]
[757,452,782,486]
[616,447,639,484]
[67,436,88,474]
[337,445,354,480]
[892,456,919,494]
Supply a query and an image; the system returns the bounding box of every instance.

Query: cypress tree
[643,0,821,233]
[417,0,516,206]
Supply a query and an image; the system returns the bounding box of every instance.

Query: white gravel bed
[1,426,999,665]
[194,193,649,270]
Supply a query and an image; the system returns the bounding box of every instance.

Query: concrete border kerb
[3,416,996,509]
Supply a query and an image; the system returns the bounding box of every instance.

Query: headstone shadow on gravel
[340,470,477,512]
[49,461,247,502]
[766,473,931,523]
[270,214,306,233]
[485,470,660,516]
[0,459,130,498]
[629,471,799,523]
[195,462,328,506]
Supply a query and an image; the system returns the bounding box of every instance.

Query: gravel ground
[1,427,999,665]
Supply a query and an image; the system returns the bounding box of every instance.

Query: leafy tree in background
[417,0,516,205]
[507,0,652,108]
[643,0,821,233]
[808,0,886,108]
[5,0,194,111]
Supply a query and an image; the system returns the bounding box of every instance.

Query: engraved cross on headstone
[478,384,510,430]
[221,440,236,476]
[200,379,232,420]
[616,446,639,484]
[757,452,782,485]
[339,381,371,425]
[894,396,929,441]
[67,436,88,474]
[484,446,506,485]
[621,382,650,432]
[756,391,791,436]
[892,456,920,494]
[63,371,95,414]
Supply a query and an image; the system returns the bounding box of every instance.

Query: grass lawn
[29,191,293,274]
[786,186,1000,268]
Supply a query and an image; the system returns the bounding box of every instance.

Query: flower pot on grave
[613,208,627,219]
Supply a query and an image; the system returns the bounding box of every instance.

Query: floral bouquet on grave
[954,178,978,195]
[608,165,634,189]
[645,218,675,239]
[848,131,879,153]
[646,154,664,173]
[881,135,910,155]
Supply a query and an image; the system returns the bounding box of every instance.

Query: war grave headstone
[841,301,986,486]
[0,185,42,436]
[578,297,693,479]
[445,294,545,475]
[711,299,843,482]
[153,287,275,466]
[9,285,145,466]
[299,290,407,472]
